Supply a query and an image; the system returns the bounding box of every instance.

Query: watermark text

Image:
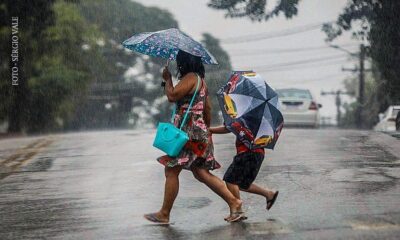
[11,17,19,86]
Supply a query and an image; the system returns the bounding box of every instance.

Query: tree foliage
[0,0,233,132]
[0,0,97,133]
[340,68,384,128]
[202,33,232,124]
[323,0,400,106]
[0,0,58,132]
[74,0,180,129]
[208,0,300,21]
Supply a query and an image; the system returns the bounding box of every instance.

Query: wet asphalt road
[0,129,400,240]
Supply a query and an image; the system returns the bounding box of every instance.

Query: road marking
[0,137,56,179]
[0,138,48,164]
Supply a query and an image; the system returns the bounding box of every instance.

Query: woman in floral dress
[144,50,243,224]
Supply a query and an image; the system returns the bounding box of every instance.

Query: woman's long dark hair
[176,50,205,79]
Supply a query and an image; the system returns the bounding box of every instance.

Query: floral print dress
[157,78,220,170]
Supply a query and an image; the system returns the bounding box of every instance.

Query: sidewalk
[370,131,400,158]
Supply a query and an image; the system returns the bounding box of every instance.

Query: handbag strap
[170,75,201,130]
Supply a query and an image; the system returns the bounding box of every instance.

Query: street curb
[369,132,400,158]
[0,133,25,140]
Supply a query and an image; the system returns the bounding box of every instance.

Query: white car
[276,88,321,128]
[374,105,400,132]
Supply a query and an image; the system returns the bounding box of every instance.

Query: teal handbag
[153,76,201,157]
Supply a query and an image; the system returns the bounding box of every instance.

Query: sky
[133,0,364,124]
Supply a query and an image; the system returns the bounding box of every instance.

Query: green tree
[74,0,180,129]
[340,69,383,128]
[27,1,100,132]
[323,0,400,109]
[202,33,232,125]
[1,0,234,132]
[0,0,58,132]
[208,0,300,21]
[0,0,97,133]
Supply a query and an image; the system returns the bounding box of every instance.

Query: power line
[255,59,351,73]
[221,22,332,44]
[242,54,348,71]
[269,74,352,89]
[228,43,359,56]
[283,73,348,84]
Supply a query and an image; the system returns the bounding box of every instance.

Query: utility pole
[340,44,370,129]
[321,90,355,126]
[358,44,365,129]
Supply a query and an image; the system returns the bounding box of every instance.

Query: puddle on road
[334,134,400,193]
[134,219,292,240]
[174,197,212,209]
[348,212,400,231]
[23,156,54,172]
[201,219,291,238]
[0,197,95,239]
[262,165,311,176]
[349,221,400,231]
[340,135,397,163]
[138,225,184,240]
[0,157,55,180]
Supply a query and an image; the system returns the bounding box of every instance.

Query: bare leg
[240,183,276,200]
[241,183,278,210]
[225,183,242,220]
[144,165,182,223]
[227,182,241,199]
[192,167,242,214]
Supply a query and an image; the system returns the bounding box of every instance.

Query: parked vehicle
[373,105,400,132]
[276,88,321,128]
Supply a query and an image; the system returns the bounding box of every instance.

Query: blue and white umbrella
[122,28,218,65]
[217,71,284,150]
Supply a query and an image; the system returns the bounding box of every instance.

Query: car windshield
[276,89,312,99]
[392,109,400,118]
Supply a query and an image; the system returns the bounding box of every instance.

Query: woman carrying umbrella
[143,50,243,224]
[123,29,243,223]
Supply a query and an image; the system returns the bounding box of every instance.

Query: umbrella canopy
[217,71,284,149]
[122,28,218,65]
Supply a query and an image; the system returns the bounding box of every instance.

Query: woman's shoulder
[181,72,204,89]
[181,72,199,82]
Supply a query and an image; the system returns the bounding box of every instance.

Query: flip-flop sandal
[144,213,169,225]
[224,214,248,221]
[266,191,279,210]
[227,211,245,223]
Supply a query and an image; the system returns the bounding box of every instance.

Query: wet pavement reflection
[0,129,399,239]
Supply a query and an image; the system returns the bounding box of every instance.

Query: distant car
[276,88,321,128]
[374,105,400,132]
